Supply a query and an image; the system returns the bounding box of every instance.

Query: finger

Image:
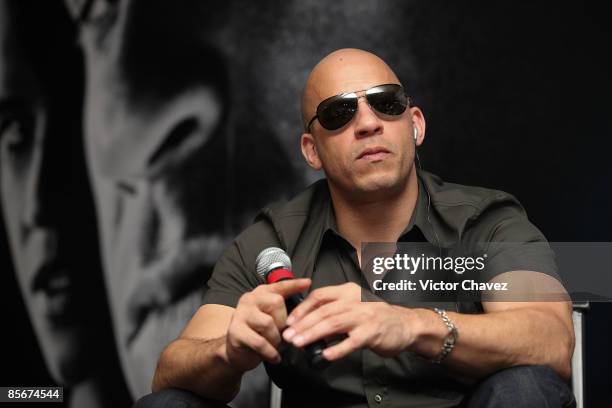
[267,278,312,298]
[287,285,342,325]
[251,293,288,329]
[321,332,365,361]
[291,311,356,348]
[239,325,281,364]
[283,300,351,341]
[246,311,282,348]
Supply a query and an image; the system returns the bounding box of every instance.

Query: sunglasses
[306,83,409,132]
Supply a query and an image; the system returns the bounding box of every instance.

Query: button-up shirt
[202,169,558,408]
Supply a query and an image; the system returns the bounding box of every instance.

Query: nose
[353,98,383,138]
[21,136,56,229]
[21,156,44,228]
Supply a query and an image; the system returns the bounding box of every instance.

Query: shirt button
[374,394,383,403]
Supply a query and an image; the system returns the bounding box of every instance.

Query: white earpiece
[413,127,418,141]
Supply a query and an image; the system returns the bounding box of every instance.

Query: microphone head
[255,247,292,279]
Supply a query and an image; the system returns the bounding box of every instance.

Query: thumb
[268,278,312,298]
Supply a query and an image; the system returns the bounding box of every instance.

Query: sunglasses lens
[367,85,408,116]
[318,97,357,130]
[311,85,408,131]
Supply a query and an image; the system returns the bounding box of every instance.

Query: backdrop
[1,1,610,407]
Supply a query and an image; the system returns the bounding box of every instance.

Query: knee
[133,388,229,408]
[467,365,575,408]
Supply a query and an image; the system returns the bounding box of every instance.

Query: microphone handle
[285,292,330,369]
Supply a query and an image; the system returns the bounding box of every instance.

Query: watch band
[431,308,459,364]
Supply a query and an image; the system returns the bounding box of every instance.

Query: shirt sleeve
[200,241,256,308]
[463,195,560,284]
[201,219,280,308]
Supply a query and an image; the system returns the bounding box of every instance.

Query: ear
[300,132,322,170]
[410,107,426,147]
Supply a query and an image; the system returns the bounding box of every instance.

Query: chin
[353,172,403,194]
[38,326,89,386]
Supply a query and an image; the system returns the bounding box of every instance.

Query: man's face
[71,0,249,397]
[0,0,100,385]
[303,55,424,198]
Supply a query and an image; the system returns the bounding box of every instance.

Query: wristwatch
[431,308,459,364]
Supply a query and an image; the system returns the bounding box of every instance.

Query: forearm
[404,306,574,380]
[152,336,243,402]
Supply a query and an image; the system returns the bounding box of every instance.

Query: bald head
[301,48,401,130]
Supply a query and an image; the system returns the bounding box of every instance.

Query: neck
[329,166,419,263]
[68,357,131,408]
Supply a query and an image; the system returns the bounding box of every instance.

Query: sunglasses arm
[306,115,318,133]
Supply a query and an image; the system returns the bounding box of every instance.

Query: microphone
[255,247,329,369]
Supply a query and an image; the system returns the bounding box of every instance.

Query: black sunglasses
[306,83,409,132]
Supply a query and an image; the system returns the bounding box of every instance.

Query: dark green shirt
[201,169,558,408]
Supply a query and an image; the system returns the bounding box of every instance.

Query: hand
[282,282,419,361]
[226,278,312,372]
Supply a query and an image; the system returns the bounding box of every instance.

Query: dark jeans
[464,365,576,408]
[134,365,575,408]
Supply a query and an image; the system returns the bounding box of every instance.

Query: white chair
[270,382,282,408]
[572,302,589,408]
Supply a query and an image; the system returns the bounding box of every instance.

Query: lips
[31,257,71,296]
[30,257,77,326]
[356,146,391,160]
[124,234,226,346]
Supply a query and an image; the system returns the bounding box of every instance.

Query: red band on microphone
[267,268,296,284]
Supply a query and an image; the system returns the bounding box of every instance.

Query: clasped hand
[283,282,418,361]
[226,279,420,372]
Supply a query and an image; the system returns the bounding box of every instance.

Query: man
[140,49,575,407]
[0,1,130,406]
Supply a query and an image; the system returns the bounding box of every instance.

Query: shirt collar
[320,169,440,247]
